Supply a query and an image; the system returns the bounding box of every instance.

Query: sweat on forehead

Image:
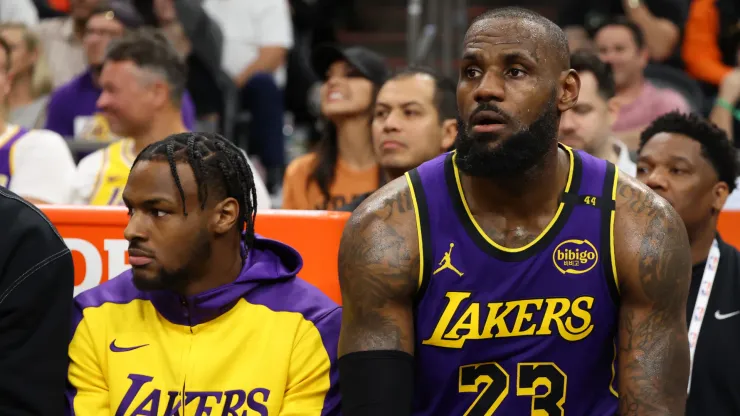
[465,8,570,70]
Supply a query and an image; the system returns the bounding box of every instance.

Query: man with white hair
[71,28,271,208]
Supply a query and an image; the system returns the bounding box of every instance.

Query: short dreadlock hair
[639,111,738,193]
[132,132,258,249]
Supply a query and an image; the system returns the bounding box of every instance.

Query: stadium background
[3,0,740,300]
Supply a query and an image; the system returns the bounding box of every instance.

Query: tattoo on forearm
[617,183,690,415]
[339,189,418,354]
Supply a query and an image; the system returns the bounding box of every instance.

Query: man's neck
[460,142,567,218]
[132,110,187,154]
[591,137,620,165]
[8,73,34,109]
[689,219,718,265]
[183,234,244,297]
[615,78,645,105]
[336,116,376,170]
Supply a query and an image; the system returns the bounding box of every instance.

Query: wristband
[716,97,740,122]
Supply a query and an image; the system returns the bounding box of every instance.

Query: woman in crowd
[281,45,389,210]
[0,23,53,129]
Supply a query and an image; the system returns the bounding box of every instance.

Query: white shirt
[5,126,76,204]
[723,178,740,211]
[0,0,38,26]
[203,0,293,87]
[614,139,637,177]
[71,142,273,210]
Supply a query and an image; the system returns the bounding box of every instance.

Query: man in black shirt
[636,111,740,415]
[0,186,74,415]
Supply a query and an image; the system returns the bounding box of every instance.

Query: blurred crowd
[0,0,739,211]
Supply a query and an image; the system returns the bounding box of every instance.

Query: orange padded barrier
[40,206,740,305]
[41,206,349,304]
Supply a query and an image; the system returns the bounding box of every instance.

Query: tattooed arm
[338,175,419,354]
[614,175,691,415]
[337,176,420,415]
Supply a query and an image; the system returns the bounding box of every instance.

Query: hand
[719,69,740,104]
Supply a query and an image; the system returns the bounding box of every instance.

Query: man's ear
[558,69,580,113]
[440,118,457,151]
[211,197,240,235]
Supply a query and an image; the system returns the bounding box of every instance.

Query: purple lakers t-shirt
[407,144,620,415]
[44,70,196,139]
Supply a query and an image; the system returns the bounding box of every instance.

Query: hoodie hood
[236,233,303,283]
[150,234,304,326]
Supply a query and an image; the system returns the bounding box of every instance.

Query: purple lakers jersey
[406,144,620,415]
[0,126,28,188]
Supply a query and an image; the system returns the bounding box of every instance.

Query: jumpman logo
[433,243,464,277]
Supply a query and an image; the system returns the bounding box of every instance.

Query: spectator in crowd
[67,132,340,416]
[595,17,691,149]
[336,67,457,213]
[682,0,740,93]
[683,0,740,144]
[281,45,388,210]
[636,111,740,416]
[0,23,53,129]
[559,50,637,175]
[709,69,740,143]
[558,0,687,64]
[0,187,74,415]
[371,67,457,181]
[0,0,39,26]
[202,0,293,193]
[0,37,76,205]
[44,2,196,141]
[70,29,270,208]
[36,0,101,88]
[133,0,224,125]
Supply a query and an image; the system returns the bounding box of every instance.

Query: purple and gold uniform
[406,144,620,415]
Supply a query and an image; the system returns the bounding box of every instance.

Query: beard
[132,230,212,293]
[455,91,560,178]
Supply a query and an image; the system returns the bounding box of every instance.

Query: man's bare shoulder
[342,175,420,273]
[612,173,691,297]
[613,173,682,242]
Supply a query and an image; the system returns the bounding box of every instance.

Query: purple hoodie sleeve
[45,89,75,138]
[316,308,341,416]
[181,91,197,130]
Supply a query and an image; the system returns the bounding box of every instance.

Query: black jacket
[0,187,74,415]
[686,234,740,416]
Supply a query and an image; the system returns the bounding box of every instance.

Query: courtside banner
[41,205,740,304]
[41,206,349,304]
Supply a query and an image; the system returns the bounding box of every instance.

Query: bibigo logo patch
[552,239,598,275]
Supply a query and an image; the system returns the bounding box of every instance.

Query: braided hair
[132,132,258,249]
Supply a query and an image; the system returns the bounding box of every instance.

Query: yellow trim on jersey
[0,124,20,149]
[1,125,22,177]
[609,338,619,398]
[9,142,16,177]
[89,140,134,206]
[610,169,620,294]
[405,172,425,290]
[451,146,575,253]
